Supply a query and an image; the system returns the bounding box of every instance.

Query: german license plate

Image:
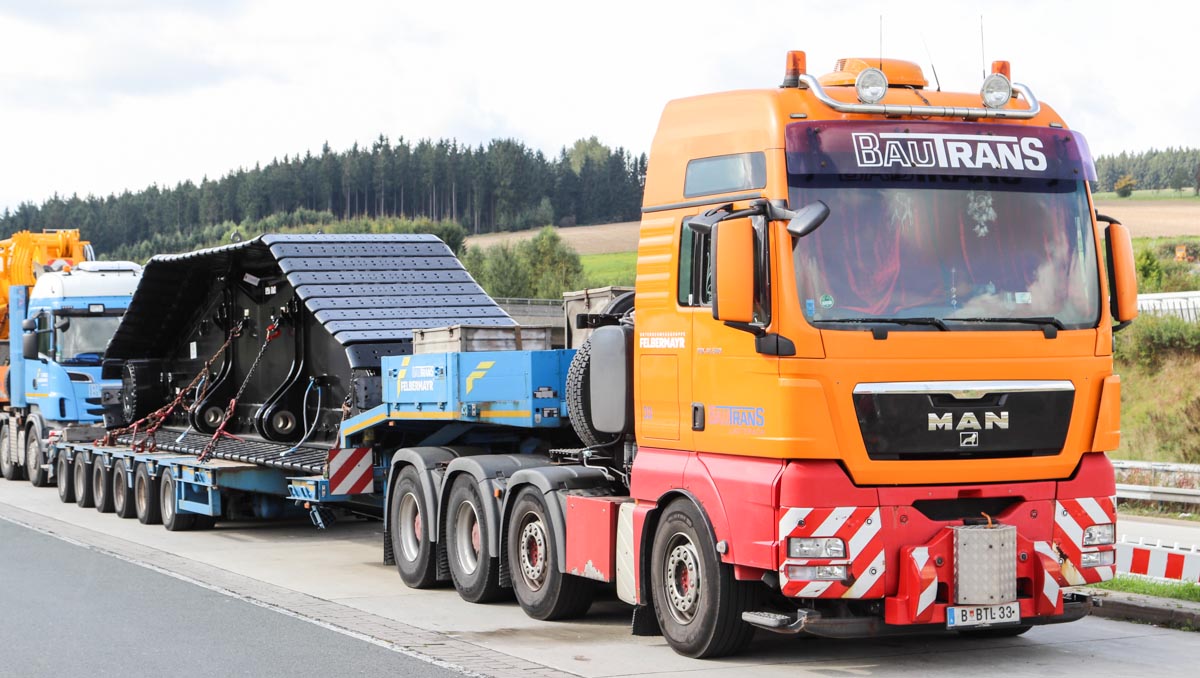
[946,602,1021,629]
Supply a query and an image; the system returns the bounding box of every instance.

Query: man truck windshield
[785,121,1101,330]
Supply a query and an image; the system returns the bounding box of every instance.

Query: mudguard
[501,465,612,576]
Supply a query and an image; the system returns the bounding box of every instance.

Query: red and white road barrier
[1116,538,1200,583]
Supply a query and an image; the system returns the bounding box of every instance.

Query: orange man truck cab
[619,52,1137,655]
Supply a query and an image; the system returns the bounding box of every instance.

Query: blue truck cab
[1,261,142,484]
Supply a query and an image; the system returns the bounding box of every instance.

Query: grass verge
[582,251,636,287]
[1089,575,1200,603]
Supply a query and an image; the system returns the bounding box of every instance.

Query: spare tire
[121,360,164,424]
[566,338,605,449]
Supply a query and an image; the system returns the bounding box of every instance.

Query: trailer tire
[112,459,137,519]
[0,424,26,481]
[93,460,115,513]
[507,488,594,620]
[650,499,755,658]
[135,463,162,525]
[25,426,51,487]
[57,452,76,503]
[160,472,196,532]
[390,466,438,588]
[73,454,95,508]
[445,475,507,603]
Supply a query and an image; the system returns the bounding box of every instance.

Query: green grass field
[1093,189,1200,201]
[582,251,636,287]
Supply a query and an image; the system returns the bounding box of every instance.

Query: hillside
[466,199,1200,258]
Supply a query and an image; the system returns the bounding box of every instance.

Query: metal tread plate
[116,430,329,475]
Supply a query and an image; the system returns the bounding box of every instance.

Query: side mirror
[55,316,70,331]
[710,220,755,324]
[1104,219,1138,326]
[22,332,38,361]
[785,201,830,238]
[21,318,36,332]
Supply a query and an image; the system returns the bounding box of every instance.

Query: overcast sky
[0,0,1192,212]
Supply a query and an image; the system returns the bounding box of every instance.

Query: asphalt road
[2,478,1199,678]
[0,519,463,678]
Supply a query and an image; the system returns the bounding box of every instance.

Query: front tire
[73,454,94,508]
[25,429,51,487]
[390,466,438,588]
[134,463,162,525]
[0,425,26,481]
[56,452,76,503]
[112,459,137,519]
[650,499,755,658]
[445,475,506,603]
[507,488,593,620]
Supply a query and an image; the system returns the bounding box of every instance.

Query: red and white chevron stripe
[1117,541,1200,582]
[1053,497,1117,584]
[327,446,374,496]
[778,506,885,599]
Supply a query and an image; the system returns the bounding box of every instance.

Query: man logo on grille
[960,431,979,447]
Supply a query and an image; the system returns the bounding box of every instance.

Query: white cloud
[0,0,1195,212]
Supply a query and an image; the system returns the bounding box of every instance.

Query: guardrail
[1111,459,1200,504]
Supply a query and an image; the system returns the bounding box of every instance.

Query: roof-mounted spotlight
[855,67,888,104]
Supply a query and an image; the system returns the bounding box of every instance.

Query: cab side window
[678,221,712,307]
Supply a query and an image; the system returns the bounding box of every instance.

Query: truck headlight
[788,537,846,559]
[786,564,849,581]
[1082,523,1115,546]
[1081,550,1115,568]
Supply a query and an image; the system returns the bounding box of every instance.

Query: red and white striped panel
[1033,540,1065,612]
[327,447,374,496]
[1053,497,1117,584]
[778,506,885,599]
[908,546,939,620]
[1118,542,1200,582]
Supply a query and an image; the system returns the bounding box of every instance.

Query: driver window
[36,312,52,357]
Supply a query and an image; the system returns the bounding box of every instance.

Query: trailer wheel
[507,488,594,620]
[93,460,115,513]
[73,454,95,508]
[160,471,196,532]
[25,426,51,487]
[445,475,507,603]
[112,459,137,519]
[134,463,162,525]
[390,466,438,588]
[57,452,76,503]
[0,424,26,481]
[650,499,754,658]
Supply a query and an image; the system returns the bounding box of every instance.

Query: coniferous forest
[0,136,647,257]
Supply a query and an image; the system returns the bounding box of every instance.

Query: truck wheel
[93,460,115,513]
[57,452,76,503]
[25,428,51,487]
[390,466,438,588]
[445,475,507,603]
[650,499,755,658]
[160,471,196,531]
[134,464,162,525]
[73,454,95,508]
[0,425,26,481]
[112,459,137,519]
[507,488,594,620]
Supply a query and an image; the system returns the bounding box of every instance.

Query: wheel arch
[500,466,612,582]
